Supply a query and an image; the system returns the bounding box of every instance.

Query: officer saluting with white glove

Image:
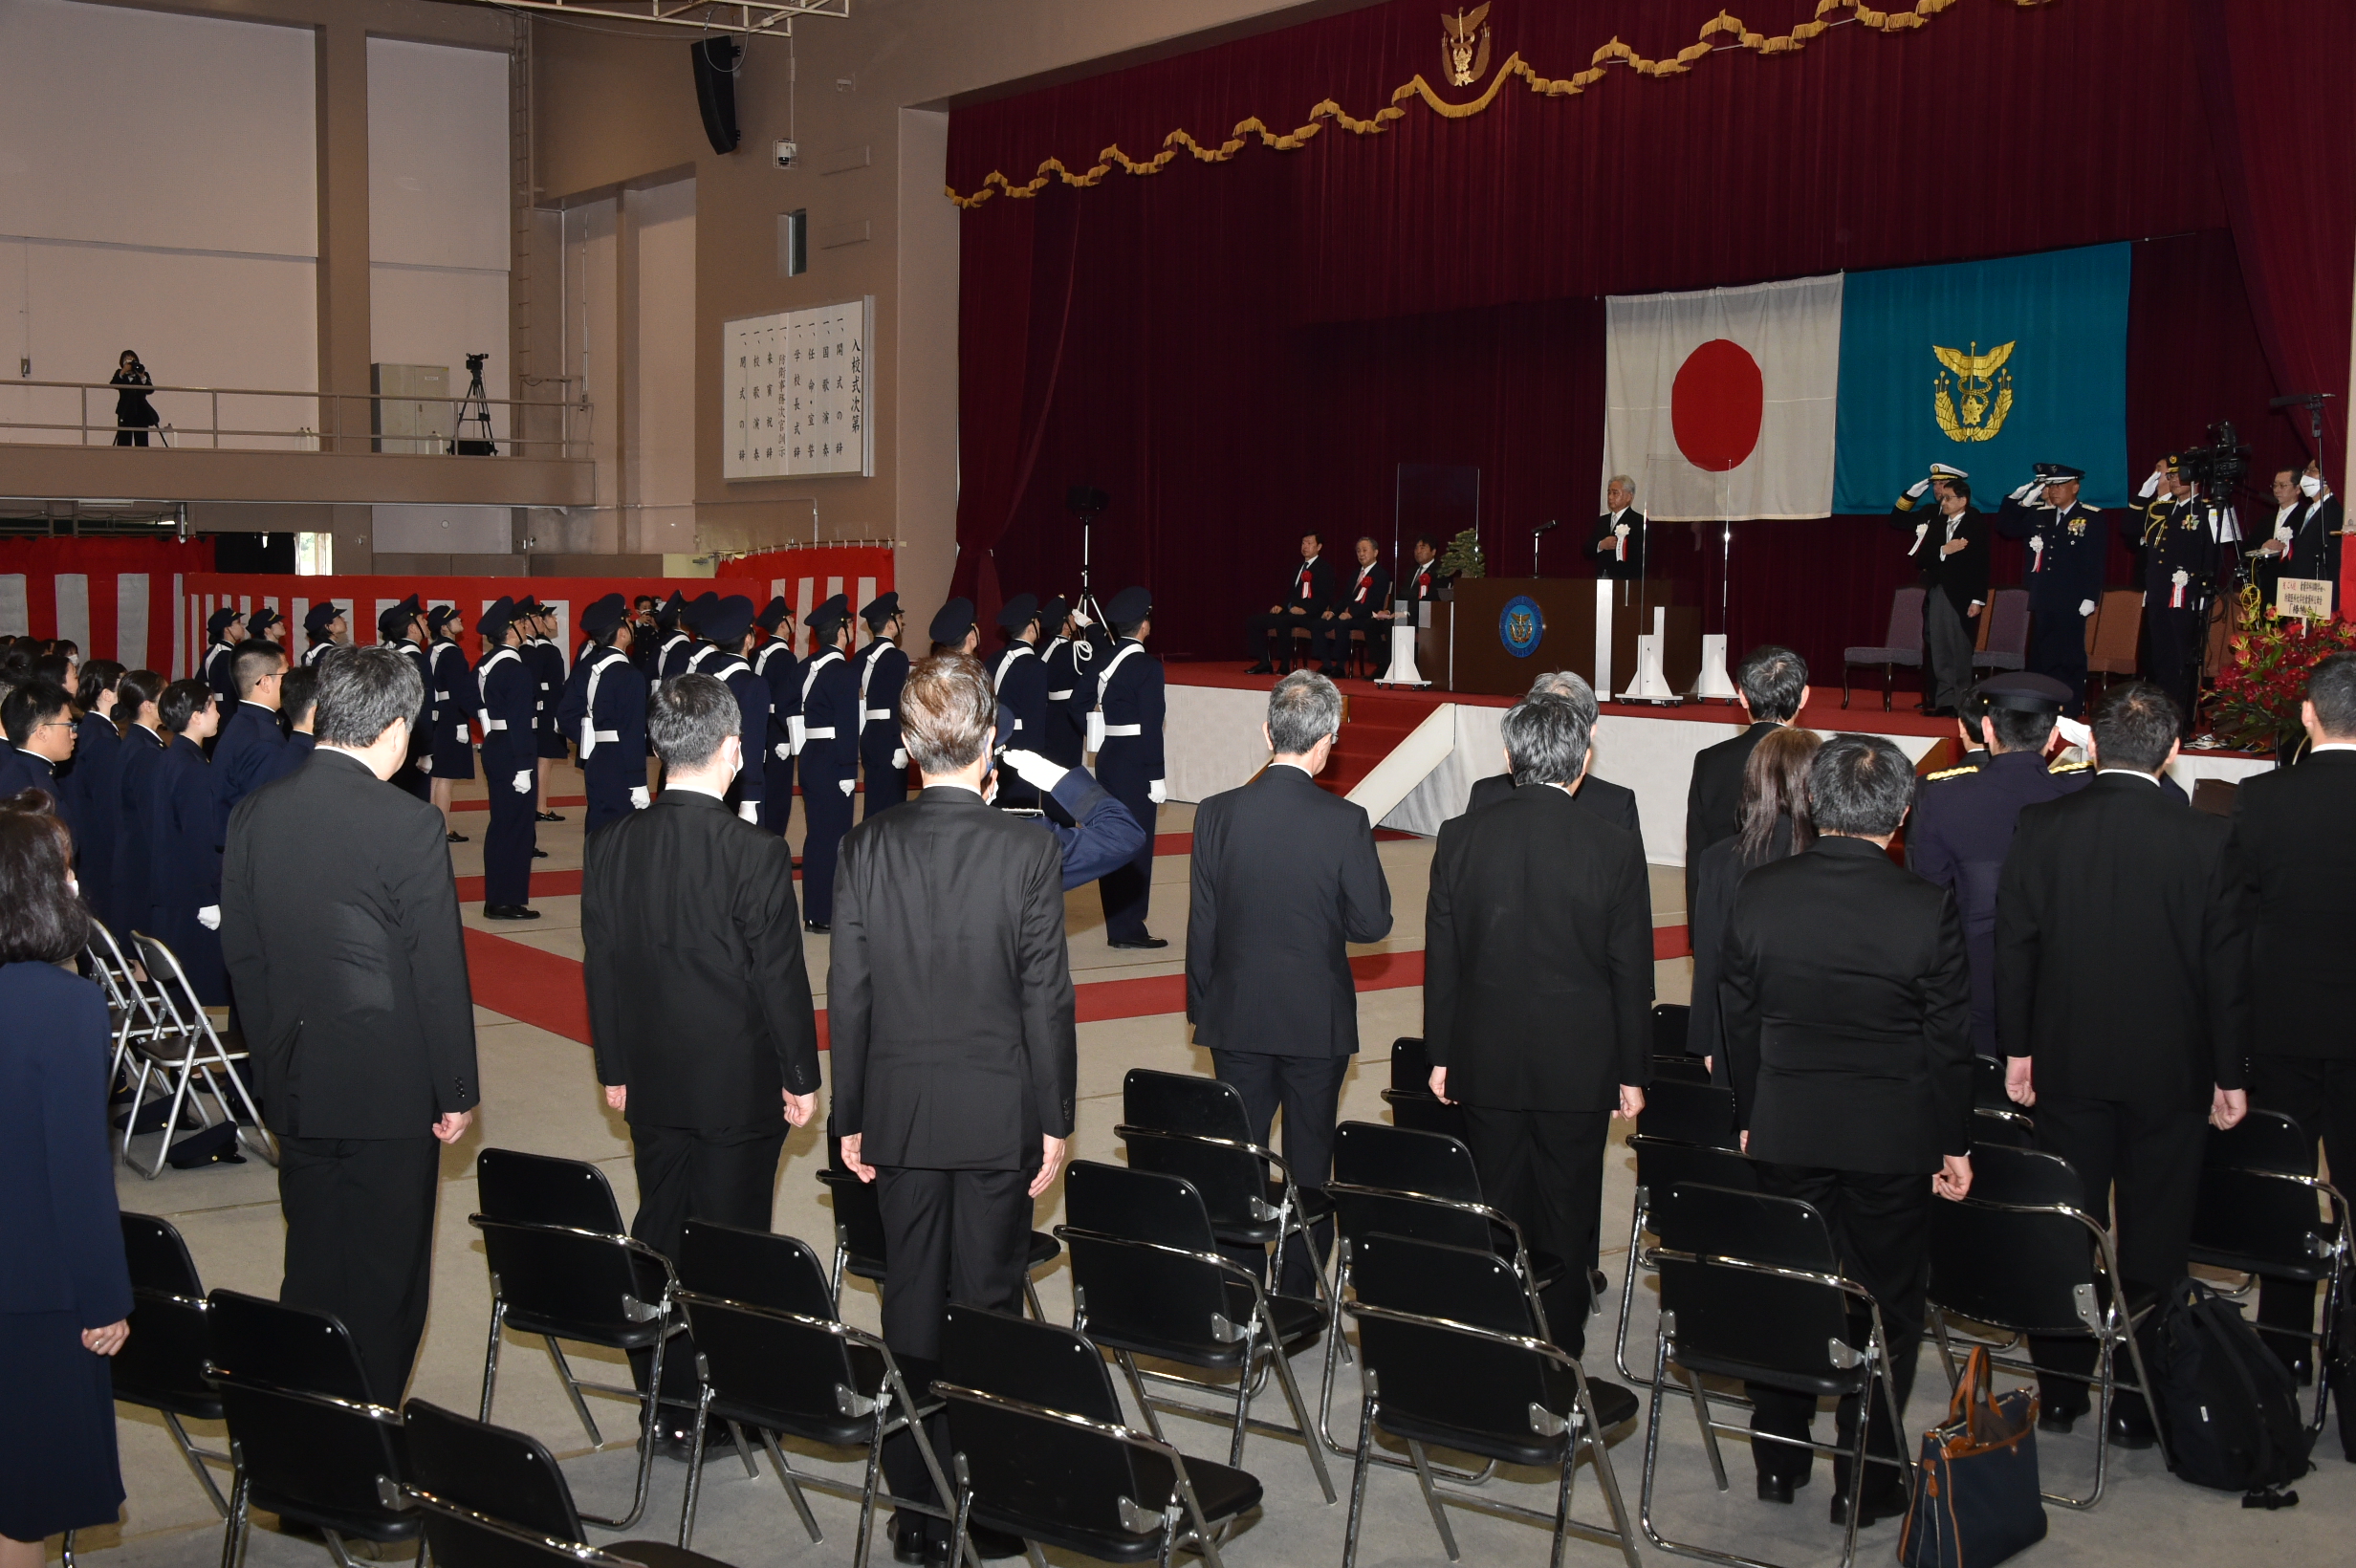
[1994,463,2107,717]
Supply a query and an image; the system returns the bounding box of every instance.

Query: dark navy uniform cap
[478,596,518,643]
[378,595,422,639]
[207,606,243,638]
[807,594,852,636]
[995,593,1040,633]
[580,594,627,637]
[929,598,975,645]
[683,592,719,633]
[1038,596,1070,627]
[247,606,282,635]
[1974,672,2073,715]
[656,591,686,634]
[427,604,463,635]
[862,591,903,629]
[2037,463,2087,484]
[702,595,754,645]
[303,601,342,635]
[756,596,792,633]
[1107,585,1153,626]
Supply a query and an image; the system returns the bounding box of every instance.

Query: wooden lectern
[1420,577,1702,698]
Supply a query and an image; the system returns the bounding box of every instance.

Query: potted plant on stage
[2209,583,2356,761]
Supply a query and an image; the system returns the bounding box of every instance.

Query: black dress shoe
[2037,1405,2082,1436]
[446,830,469,843]
[1245,661,1275,675]
[1109,936,1169,949]
[531,847,549,859]
[1828,1481,1908,1529]
[889,1513,930,1566]
[536,810,565,822]
[1588,1267,1611,1301]
[805,919,830,933]
[1756,1473,1796,1505]
[2107,1408,2158,1450]
[484,904,540,921]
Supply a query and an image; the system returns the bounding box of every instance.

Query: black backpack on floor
[2149,1277,2312,1503]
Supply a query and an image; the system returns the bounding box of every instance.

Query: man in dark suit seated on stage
[1720,732,1974,1525]
[1245,532,1337,674]
[1685,644,1809,910]
[1463,670,1641,835]
[1187,670,1392,1295]
[832,653,1078,1565]
[583,671,821,1457]
[1312,535,1394,676]
[1426,687,1653,1351]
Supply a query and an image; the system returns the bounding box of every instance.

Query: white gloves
[839,777,855,796]
[2056,716,2093,751]
[2079,599,2097,617]
[787,715,806,753]
[196,905,220,931]
[1147,779,1167,805]
[739,801,760,823]
[1069,605,1094,628]
[774,742,792,760]
[417,756,431,775]
[890,748,907,771]
[1907,477,1931,499]
[2008,480,2038,504]
[1908,522,1929,555]
[513,771,533,795]
[2138,471,2163,499]
[629,785,651,809]
[1000,749,1068,792]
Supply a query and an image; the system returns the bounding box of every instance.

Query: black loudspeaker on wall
[690,38,742,156]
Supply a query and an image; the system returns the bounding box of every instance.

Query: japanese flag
[1603,274,1843,522]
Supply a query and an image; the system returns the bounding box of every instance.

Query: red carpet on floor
[451,795,588,813]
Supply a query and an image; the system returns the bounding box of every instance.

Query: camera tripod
[448,358,498,457]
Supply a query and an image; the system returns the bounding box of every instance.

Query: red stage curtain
[951,0,2351,669]
[2191,0,2356,468]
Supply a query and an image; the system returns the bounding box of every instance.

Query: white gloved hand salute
[1899,477,1931,509]
[1000,749,1069,792]
[2008,479,2039,504]
[196,905,220,931]
[512,771,533,795]
[629,785,651,809]
[1147,779,1167,805]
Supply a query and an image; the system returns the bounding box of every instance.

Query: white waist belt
[802,726,838,739]
[1101,724,1142,737]
[588,729,618,743]
[434,689,449,700]
[485,720,510,730]
[1047,688,1075,701]
[864,708,892,721]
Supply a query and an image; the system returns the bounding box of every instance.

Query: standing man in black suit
[474,598,541,921]
[1426,689,1653,1350]
[2232,651,2356,1394]
[219,645,479,1404]
[1187,671,1391,1295]
[1686,644,1809,908]
[1720,734,1974,1523]
[1462,671,1643,835]
[1888,468,1987,716]
[1997,681,2250,1443]
[1314,536,1393,676]
[1245,533,1336,673]
[1591,474,1647,584]
[831,653,1076,1563]
[583,671,820,1452]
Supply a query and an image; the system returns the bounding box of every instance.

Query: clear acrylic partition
[1393,464,1482,593]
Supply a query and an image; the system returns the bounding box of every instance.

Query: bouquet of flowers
[2208,583,2356,752]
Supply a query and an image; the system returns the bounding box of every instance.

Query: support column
[316,21,372,453]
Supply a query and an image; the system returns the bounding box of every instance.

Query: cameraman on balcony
[110,351,158,447]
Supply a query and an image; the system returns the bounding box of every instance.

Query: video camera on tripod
[448,351,498,457]
[2171,420,2253,496]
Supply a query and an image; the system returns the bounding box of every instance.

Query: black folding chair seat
[116,1212,231,1516]
[937,1305,1262,1568]
[1341,1232,1643,1568]
[1120,1069,1327,1291]
[1652,1003,1692,1057]
[206,1290,420,1565]
[1331,1122,1564,1291]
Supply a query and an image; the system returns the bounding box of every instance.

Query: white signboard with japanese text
[724,296,873,480]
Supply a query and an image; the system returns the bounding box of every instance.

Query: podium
[1422,577,1702,698]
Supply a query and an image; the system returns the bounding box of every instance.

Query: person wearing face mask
[1888,464,1987,717]
[2253,463,2345,614]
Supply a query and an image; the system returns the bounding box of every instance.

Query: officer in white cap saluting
[1888,462,1987,716]
[1995,462,2107,716]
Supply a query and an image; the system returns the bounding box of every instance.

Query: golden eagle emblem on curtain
[1932,340,2016,443]
[1442,5,1493,88]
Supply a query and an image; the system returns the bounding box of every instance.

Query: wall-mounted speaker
[690,38,741,155]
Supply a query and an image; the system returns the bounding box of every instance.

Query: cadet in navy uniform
[796,596,862,931]
[518,600,568,821]
[1037,598,1088,769]
[649,592,691,682]
[990,594,1050,807]
[662,595,714,683]
[555,595,649,835]
[422,604,478,843]
[1907,674,2089,1057]
[301,601,345,668]
[200,606,246,708]
[683,594,771,824]
[210,641,288,846]
[2137,455,2233,734]
[474,598,541,920]
[858,592,912,817]
[380,596,433,800]
[1994,463,2107,715]
[147,680,227,1002]
[1093,585,1168,948]
[246,606,284,653]
[751,597,800,838]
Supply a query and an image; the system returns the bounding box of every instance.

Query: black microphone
[1534,518,1561,534]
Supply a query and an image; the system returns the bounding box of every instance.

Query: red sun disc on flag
[1671,338,1764,472]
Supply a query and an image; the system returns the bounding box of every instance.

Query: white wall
[0,0,317,445]
[629,178,696,554]
[367,36,512,444]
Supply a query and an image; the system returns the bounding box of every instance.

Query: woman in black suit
[0,790,132,1565]
[110,671,167,944]
[66,662,125,933]
[109,351,157,447]
[146,680,226,1003]
[1688,726,1821,1076]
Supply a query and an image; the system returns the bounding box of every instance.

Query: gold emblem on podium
[1442,5,1493,87]
[1932,339,2016,443]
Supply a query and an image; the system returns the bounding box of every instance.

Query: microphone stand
[1531,519,1560,578]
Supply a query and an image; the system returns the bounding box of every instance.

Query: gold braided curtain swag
[947,0,2057,207]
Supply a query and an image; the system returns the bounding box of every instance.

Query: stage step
[1320,690,1447,797]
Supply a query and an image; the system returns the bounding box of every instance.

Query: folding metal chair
[1637,1183,1910,1568]
[1381,1035,1466,1139]
[816,1157,1059,1319]
[1118,1068,1330,1304]
[1924,1141,2167,1507]
[123,930,274,1178]
[114,1212,230,1516]
[87,917,170,1094]
[1611,1126,1756,1389]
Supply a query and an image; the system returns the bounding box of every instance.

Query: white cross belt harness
[578,653,621,758]
[1087,642,1145,753]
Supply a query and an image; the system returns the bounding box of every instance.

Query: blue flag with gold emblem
[1833,243,2130,512]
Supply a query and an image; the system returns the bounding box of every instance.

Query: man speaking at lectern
[1591,475,1647,582]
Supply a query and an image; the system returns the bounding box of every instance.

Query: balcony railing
[0,379,591,460]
